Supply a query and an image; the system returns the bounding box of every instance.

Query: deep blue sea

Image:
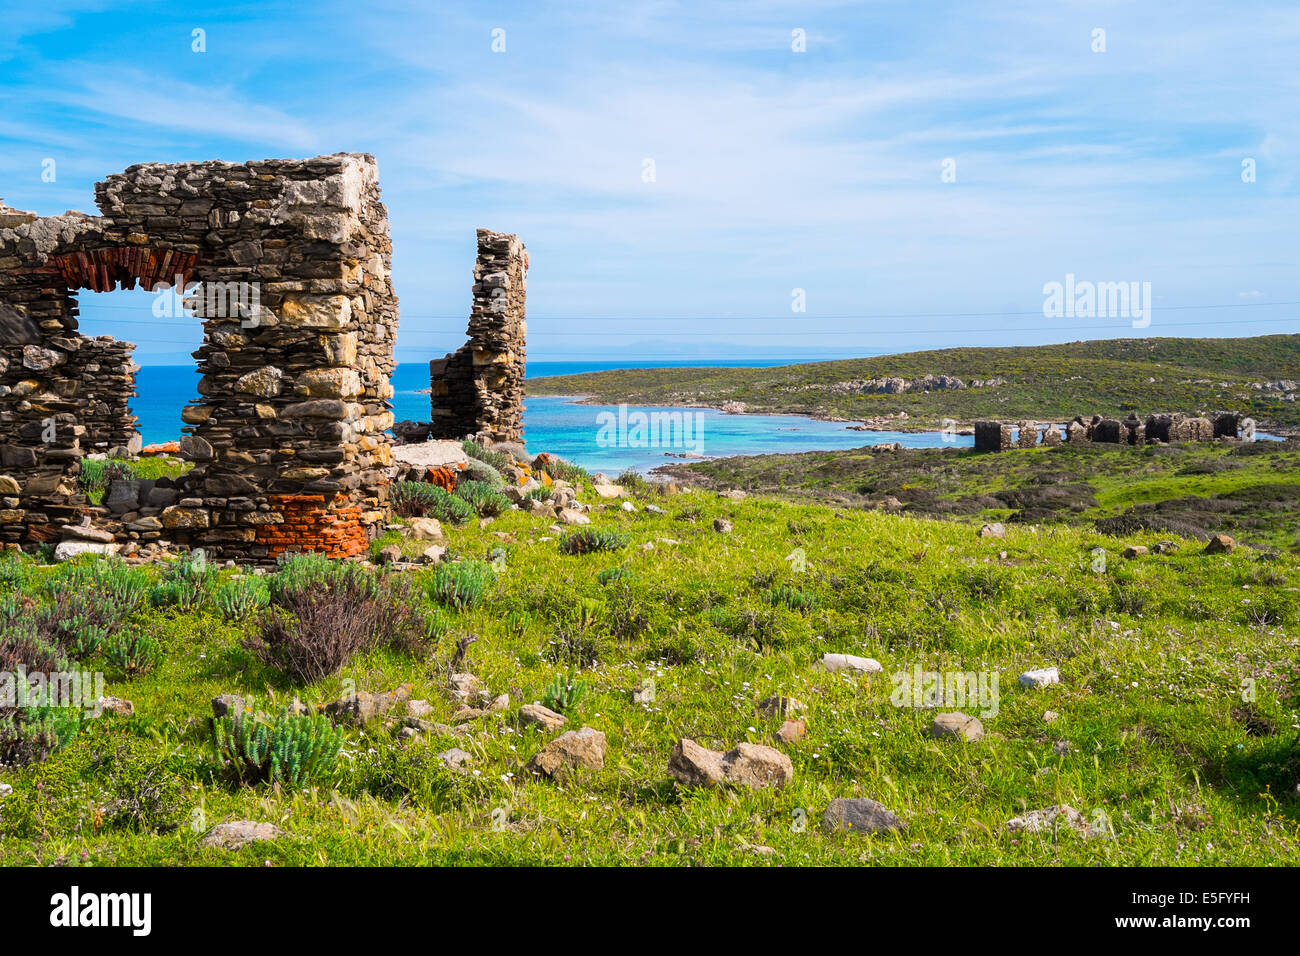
[133,361,968,473]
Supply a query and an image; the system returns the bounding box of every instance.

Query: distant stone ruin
[974,412,1245,452]
[0,154,404,561]
[427,230,528,444]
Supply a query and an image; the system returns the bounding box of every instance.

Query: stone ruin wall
[974,412,1244,452]
[427,229,527,444]
[0,154,400,561]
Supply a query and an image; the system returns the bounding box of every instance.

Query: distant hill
[527,334,1300,432]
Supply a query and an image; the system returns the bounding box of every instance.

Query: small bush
[77,458,136,494]
[560,528,630,555]
[461,458,507,490]
[462,440,513,473]
[214,575,271,622]
[248,561,436,683]
[104,628,164,676]
[150,552,216,611]
[210,703,345,788]
[0,552,37,590]
[393,483,476,524]
[0,616,80,765]
[766,584,820,612]
[392,481,446,518]
[542,669,588,713]
[455,479,512,518]
[426,560,495,610]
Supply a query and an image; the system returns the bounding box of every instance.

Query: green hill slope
[529,334,1300,432]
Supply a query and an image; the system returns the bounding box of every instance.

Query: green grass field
[529,334,1300,433]
[2,476,1297,866]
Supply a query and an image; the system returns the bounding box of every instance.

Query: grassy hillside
[2,475,1297,866]
[664,439,1300,554]
[528,334,1300,432]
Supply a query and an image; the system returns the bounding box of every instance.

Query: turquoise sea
[133,361,972,473]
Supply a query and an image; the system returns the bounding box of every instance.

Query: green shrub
[0,552,37,590]
[77,458,137,494]
[767,584,820,612]
[426,560,495,609]
[560,528,630,555]
[0,616,80,765]
[461,458,507,490]
[214,575,271,622]
[597,566,635,586]
[455,479,512,518]
[391,481,450,519]
[210,702,345,788]
[0,732,185,837]
[541,669,588,713]
[462,440,513,473]
[104,628,164,676]
[150,552,216,611]
[394,484,477,524]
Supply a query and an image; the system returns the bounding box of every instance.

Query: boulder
[527,726,607,777]
[818,653,882,674]
[53,540,119,562]
[1204,534,1235,554]
[200,821,284,850]
[1019,667,1060,689]
[930,712,984,742]
[822,798,904,835]
[520,703,567,732]
[667,738,793,789]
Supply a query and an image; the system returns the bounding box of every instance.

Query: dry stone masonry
[428,229,527,444]
[974,412,1244,452]
[0,154,406,561]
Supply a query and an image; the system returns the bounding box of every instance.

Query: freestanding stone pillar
[429,229,527,443]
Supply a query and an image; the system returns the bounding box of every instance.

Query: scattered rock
[1006,805,1097,837]
[376,544,403,565]
[713,518,733,533]
[520,703,567,731]
[408,517,444,541]
[1204,534,1235,554]
[822,797,904,835]
[1043,710,1060,723]
[97,696,135,718]
[323,685,412,724]
[200,821,284,850]
[406,699,434,719]
[818,653,882,674]
[557,508,591,526]
[756,694,804,719]
[421,544,448,564]
[212,694,246,719]
[0,782,12,798]
[978,522,1005,539]
[527,726,607,777]
[1019,667,1060,690]
[592,484,625,498]
[667,738,794,789]
[447,673,489,706]
[1122,545,1148,559]
[776,719,807,744]
[53,540,119,562]
[438,748,474,771]
[930,712,984,742]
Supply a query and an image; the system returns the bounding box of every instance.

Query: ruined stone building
[428,230,527,444]
[0,154,526,562]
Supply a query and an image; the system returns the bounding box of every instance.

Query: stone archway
[0,154,399,561]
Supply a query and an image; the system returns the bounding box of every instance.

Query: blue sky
[0,0,1296,364]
